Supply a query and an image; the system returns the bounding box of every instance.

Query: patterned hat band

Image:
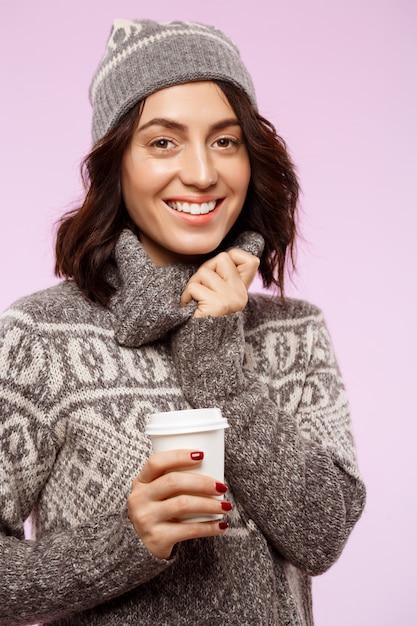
[89,19,257,144]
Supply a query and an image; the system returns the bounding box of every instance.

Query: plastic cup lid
[145,408,229,435]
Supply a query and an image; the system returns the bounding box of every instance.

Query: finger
[199,251,240,282]
[130,495,229,539]
[227,248,260,288]
[180,266,225,307]
[140,470,225,502]
[180,269,242,313]
[195,250,257,291]
[181,280,245,318]
[137,449,204,484]
[180,286,193,307]
[180,282,214,309]
[162,493,231,522]
[138,517,229,560]
[181,259,245,305]
[180,251,252,316]
[181,272,228,306]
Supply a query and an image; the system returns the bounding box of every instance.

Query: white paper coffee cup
[145,408,229,522]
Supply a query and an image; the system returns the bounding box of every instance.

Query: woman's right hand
[180,249,260,318]
[127,450,231,560]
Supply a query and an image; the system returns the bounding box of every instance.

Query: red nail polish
[216,483,227,493]
[221,501,232,512]
[219,521,229,530]
[190,451,204,460]
[215,482,228,494]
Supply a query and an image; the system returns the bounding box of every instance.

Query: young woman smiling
[120,81,251,267]
[0,19,366,626]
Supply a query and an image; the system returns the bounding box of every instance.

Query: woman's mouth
[165,200,218,215]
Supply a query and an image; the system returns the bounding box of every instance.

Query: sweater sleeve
[0,313,173,626]
[170,303,366,576]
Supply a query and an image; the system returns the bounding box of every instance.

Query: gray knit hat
[89,18,257,144]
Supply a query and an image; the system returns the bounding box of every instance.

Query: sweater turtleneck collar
[107,229,265,348]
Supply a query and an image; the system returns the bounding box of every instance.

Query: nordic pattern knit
[0,230,366,625]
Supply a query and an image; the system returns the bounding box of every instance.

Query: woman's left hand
[181,249,260,318]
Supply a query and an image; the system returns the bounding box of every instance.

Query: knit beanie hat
[89,18,257,144]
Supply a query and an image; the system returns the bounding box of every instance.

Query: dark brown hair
[213,81,299,292]
[55,81,299,306]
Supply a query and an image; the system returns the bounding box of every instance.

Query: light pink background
[1,1,416,624]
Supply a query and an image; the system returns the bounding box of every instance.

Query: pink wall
[1,1,416,624]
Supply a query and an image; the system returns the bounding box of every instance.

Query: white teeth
[167,200,217,215]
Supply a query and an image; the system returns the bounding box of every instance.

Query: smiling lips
[166,200,218,215]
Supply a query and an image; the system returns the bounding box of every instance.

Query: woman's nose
[178,144,218,188]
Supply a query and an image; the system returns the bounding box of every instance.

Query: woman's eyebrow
[138,118,185,132]
[137,117,241,133]
[210,118,241,131]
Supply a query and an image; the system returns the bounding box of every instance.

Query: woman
[0,19,366,625]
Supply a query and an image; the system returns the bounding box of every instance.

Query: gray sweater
[0,230,365,625]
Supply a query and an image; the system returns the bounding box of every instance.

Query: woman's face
[121,81,251,266]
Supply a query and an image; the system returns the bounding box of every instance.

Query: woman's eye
[213,137,239,149]
[150,138,175,149]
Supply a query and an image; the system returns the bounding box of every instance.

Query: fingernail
[190,451,204,460]
[219,521,229,530]
[215,482,228,494]
[221,501,232,512]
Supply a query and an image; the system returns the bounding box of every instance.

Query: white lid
[145,408,229,435]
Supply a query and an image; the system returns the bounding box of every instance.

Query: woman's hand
[181,249,260,318]
[127,450,231,560]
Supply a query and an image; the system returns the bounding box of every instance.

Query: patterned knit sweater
[0,230,366,626]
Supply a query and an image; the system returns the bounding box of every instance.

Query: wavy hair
[55,81,299,305]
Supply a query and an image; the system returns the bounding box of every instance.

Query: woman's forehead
[138,82,237,127]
